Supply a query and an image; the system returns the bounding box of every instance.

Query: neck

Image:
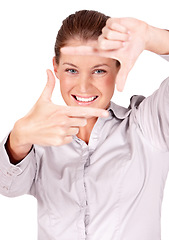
[77,117,98,144]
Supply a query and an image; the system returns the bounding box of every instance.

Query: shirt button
[3,186,9,191]
[6,171,12,176]
[10,167,22,175]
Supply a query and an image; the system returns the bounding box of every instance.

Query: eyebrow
[63,63,110,68]
[63,63,78,68]
[92,64,110,68]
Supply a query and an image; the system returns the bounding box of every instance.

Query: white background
[0,0,169,239]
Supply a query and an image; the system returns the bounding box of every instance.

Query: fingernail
[122,42,126,47]
[102,111,109,117]
[83,119,87,126]
[128,31,132,40]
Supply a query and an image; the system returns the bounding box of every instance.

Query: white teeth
[76,96,97,102]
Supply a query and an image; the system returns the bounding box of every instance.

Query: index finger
[61,46,101,56]
[61,45,121,62]
[64,106,109,118]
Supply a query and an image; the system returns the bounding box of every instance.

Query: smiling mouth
[72,95,98,103]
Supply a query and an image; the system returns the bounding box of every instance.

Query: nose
[77,73,92,93]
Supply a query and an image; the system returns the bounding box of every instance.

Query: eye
[93,69,107,74]
[65,68,78,74]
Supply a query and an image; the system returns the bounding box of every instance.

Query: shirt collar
[108,95,145,120]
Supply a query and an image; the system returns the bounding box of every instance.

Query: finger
[98,35,124,50]
[65,106,109,118]
[61,46,121,60]
[56,136,73,146]
[115,66,129,92]
[68,117,87,127]
[106,18,128,33]
[40,69,56,100]
[67,127,79,136]
[63,136,73,144]
[61,45,124,66]
[102,27,130,41]
[61,45,100,56]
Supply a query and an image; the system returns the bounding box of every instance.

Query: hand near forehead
[61,17,148,91]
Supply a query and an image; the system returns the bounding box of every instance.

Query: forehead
[65,38,98,48]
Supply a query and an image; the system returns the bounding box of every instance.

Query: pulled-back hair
[54,10,110,64]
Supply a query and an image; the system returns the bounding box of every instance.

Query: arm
[0,70,108,197]
[146,27,169,55]
[137,25,169,149]
[135,76,169,151]
[61,18,169,91]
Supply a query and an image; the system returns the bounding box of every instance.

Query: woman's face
[53,39,119,110]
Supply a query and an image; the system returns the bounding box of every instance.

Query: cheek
[99,76,116,95]
[59,75,74,93]
[105,77,115,86]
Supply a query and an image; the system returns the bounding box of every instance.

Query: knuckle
[101,26,106,34]
[102,28,111,39]
[110,22,116,29]
[106,30,113,40]
[109,21,121,31]
[98,35,103,43]
[106,17,113,26]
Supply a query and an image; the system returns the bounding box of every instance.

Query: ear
[53,56,59,79]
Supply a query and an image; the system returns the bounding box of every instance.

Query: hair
[54,10,110,64]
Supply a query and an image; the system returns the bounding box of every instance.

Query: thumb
[40,69,56,100]
[115,65,129,92]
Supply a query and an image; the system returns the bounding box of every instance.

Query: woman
[0,10,169,240]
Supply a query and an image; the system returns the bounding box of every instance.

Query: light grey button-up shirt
[0,56,169,240]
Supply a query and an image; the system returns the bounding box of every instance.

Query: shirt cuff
[0,134,35,195]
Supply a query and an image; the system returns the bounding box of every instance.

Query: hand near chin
[61,18,148,91]
[8,70,108,162]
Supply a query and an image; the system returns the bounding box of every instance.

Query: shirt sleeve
[0,135,37,197]
[135,74,169,151]
[134,54,169,151]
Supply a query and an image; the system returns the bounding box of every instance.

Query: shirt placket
[74,118,106,239]
[74,139,90,239]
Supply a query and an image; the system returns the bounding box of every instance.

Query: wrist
[144,24,152,52]
[6,119,33,163]
[145,24,169,54]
